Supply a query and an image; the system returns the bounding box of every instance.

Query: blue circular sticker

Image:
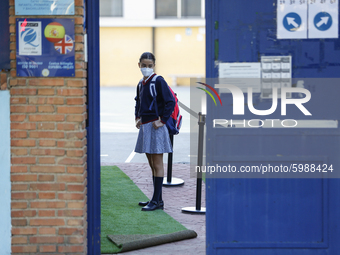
[314,12,332,31]
[283,12,302,32]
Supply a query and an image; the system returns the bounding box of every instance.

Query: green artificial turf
[101,166,187,254]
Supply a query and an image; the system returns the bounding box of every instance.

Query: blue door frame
[206,0,340,254]
[86,0,101,254]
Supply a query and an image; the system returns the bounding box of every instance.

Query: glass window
[181,0,201,17]
[156,0,177,18]
[100,0,123,17]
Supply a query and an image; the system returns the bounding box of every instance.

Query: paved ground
[101,162,206,255]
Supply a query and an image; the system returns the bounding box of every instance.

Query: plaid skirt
[134,122,173,154]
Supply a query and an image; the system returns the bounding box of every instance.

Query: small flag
[54,34,74,54]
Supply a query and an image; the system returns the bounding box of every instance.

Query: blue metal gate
[205,0,340,254]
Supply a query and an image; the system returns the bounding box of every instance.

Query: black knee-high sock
[153,175,162,201]
[151,177,163,202]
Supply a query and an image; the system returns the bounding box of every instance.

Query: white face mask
[140,67,154,77]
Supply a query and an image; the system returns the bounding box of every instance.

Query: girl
[134,52,176,211]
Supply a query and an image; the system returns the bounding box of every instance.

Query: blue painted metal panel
[0,0,10,70]
[86,0,101,254]
[206,0,340,254]
[0,91,11,255]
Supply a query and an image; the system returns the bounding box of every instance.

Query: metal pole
[167,134,174,183]
[182,112,206,214]
[163,134,185,186]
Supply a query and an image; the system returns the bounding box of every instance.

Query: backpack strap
[149,75,160,117]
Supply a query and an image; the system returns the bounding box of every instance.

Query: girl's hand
[136,118,141,129]
[152,118,164,129]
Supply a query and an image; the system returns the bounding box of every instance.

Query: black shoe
[138,201,149,206]
[139,200,164,207]
[141,201,163,211]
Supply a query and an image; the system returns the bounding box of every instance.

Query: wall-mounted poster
[16,18,75,77]
[15,0,74,15]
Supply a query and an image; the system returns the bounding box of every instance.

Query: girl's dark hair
[139,52,156,63]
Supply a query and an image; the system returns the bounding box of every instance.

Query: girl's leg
[141,153,164,211]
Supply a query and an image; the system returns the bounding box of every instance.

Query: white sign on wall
[277,0,339,39]
[308,0,338,39]
[277,0,308,39]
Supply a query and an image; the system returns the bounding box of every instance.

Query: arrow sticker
[316,17,329,27]
[287,17,299,28]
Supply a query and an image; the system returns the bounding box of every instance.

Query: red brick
[66,149,85,158]
[67,79,86,87]
[11,174,37,182]
[75,53,84,61]
[11,184,28,191]
[57,123,79,130]
[67,184,86,192]
[75,42,84,51]
[11,131,27,138]
[66,97,86,105]
[58,193,84,200]
[12,227,37,235]
[10,97,26,104]
[11,88,37,95]
[75,0,83,6]
[37,123,55,130]
[30,183,66,191]
[39,245,57,253]
[75,70,87,78]
[68,201,85,208]
[66,114,86,122]
[29,78,64,86]
[37,88,55,95]
[11,165,28,173]
[11,105,36,113]
[31,149,65,156]
[39,227,56,235]
[12,219,27,226]
[12,192,36,200]
[10,115,26,122]
[57,105,86,114]
[47,97,64,104]
[58,157,86,165]
[11,236,28,244]
[11,122,36,130]
[74,17,84,24]
[11,157,36,164]
[31,166,65,173]
[58,210,84,217]
[29,236,64,244]
[57,140,85,148]
[38,105,55,113]
[11,139,36,147]
[74,25,84,34]
[11,245,37,253]
[75,61,85,69]
[11,210,36,218]
[58,227,83,235]
[30,219,65,226]
[67,236,84,244]
[66,130,87,139]
[67,219,83,226]
[67,166,85,174]
[58,245,84,253]
[11,202,28,209]
[38,210,56,217]
[39,140,56,147]
[38,175,54,182]
[28,97,46,104]
[38,157,56,164]
[57,88,85,96]
[29,114,65,122]
[30,131,65,139]
[38,193,56,199]
[11,149,28,156]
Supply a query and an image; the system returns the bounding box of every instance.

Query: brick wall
[9,0,88,254]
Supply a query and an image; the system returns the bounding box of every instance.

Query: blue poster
[16,18,75,77]
[15,0,74,15]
